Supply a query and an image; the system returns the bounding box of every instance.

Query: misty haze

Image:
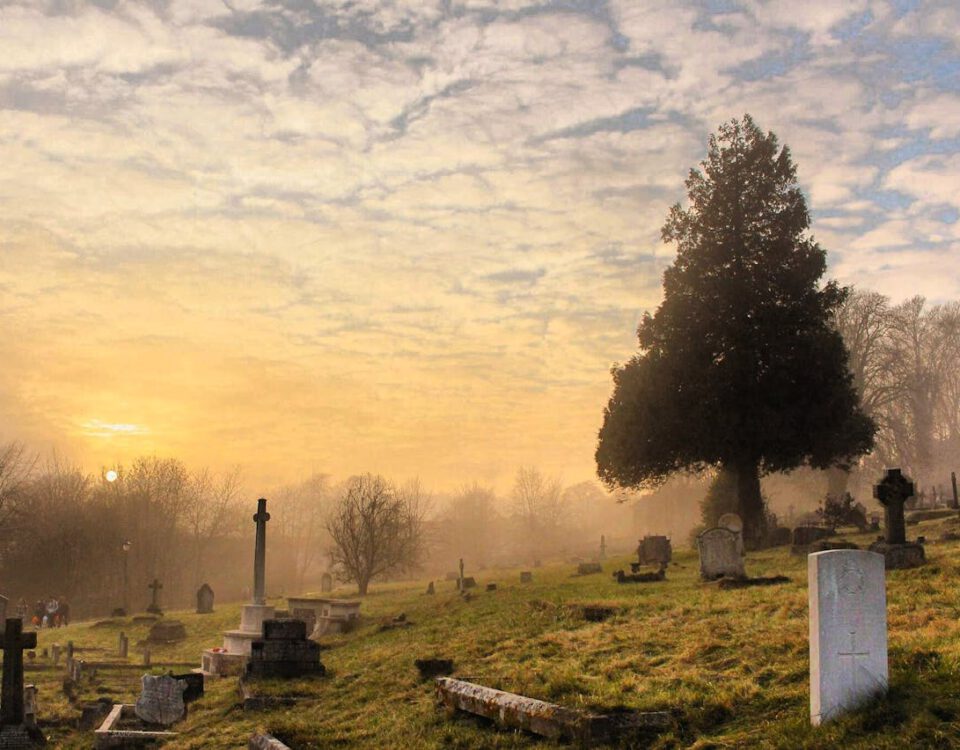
[0,2,958,749]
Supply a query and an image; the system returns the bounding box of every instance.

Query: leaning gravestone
[637,536,672,567]
[809,549,887,725]
[697,527,745,580]
[135,674,187,726]
[196,584,214,614]
[320,573,333,593]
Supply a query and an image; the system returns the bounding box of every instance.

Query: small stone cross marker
[1,617,37,727]
[147,578,163,613]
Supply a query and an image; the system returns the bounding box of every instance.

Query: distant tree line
[0,448,631,613]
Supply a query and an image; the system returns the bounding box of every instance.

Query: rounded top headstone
[718,513,743,533]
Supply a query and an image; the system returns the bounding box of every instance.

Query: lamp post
[121,540,132,614]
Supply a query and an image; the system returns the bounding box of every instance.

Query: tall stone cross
[1,617,37,727]
[147,578,163,612]
[872,468,914,545]
[253,498,270,605]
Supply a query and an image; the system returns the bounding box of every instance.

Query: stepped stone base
[868,541,926,569]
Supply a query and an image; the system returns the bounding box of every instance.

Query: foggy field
[26,519,960,749]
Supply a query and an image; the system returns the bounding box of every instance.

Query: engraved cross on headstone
[1,617,37,727]
[873,468,914,545]
[147,578,163,613]
[252,498,270,605]
[837,630,870,699]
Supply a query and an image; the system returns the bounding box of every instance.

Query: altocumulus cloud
[0,0,957,489]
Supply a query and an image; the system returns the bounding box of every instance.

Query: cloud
[0,0,957,490]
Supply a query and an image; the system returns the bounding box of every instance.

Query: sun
[105,470,118,482]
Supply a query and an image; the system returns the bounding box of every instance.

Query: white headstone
[809,550,888,725]
[696,527,745,579]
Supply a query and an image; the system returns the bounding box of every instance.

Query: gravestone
[22,685,36,730]
[135,674,186,726]
[696,527,745,580]
[520,571,533,583]
[0,617,43,747]
[577,562,603,575]
[246,619,324,679]
[460,577,477,590]
[146,579,163,615]
[952,471,958,510]
[458,558,465,591]
[809,550,887,725]
[196,584,214,614]
[148,620,187,643]
[50,644,60,667]
[320,573,333,593]
[425,581,435,596]
[869,468,925,569]
[0,596,7,629]
[118,633,128,659]
[637,536,672,567]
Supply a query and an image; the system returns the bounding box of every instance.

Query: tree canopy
[596,115,875,544]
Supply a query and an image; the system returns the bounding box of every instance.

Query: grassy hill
[20,520,960,749]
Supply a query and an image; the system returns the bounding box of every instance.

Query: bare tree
[273,473,333,593]
[184,466,242,588]
[436,482,498,566]
[326,474,425,595]
[0,441,35,534]
[511,467,564,562]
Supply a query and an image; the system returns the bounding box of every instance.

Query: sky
[0,0,958,492]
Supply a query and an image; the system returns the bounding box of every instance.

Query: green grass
[18,521,960,748]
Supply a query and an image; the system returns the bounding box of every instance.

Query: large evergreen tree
[596,115,875,545]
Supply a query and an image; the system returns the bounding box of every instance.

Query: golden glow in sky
[0,1,957,491]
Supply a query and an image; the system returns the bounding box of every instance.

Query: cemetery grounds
[17,518,960,749]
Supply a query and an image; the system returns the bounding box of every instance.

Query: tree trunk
[826,466,850,500]
[358,578,369,596]
[735,461,766,548]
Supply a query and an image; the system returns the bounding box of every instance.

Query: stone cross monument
[873,468,912,544]
[201,497,276,677]
[1,617,44,745]
[146,579,163,615]
[253,498,270,606]
[869,468,925,569]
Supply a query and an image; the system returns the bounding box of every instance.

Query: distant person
[57,597,70,627]
[33,600,45,627]
[46,597,59,628]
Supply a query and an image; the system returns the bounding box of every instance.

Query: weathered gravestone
[0,617,44,747]
[577,562,603,575]
[697,527,745,580]
[118,633,128,659]
[320,573,333,593]
[809,550,887,725]
[135,674,186,726]
[425,581,435,596]
[196,584,214,614]
[637,536,672,568]
[520,571,533,583]
[148,620,187,644]
[869,468,925,569]
[146,579,163,616]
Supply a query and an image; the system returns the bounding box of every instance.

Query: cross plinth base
[868,541,925,570]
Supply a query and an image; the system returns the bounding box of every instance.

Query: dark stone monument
[869,468,926,569]
[520,571,533,583]
[0,618,45,747]
[146,578,164,615]
[636,535,672,568]
[118,633,128,659]
[196,584,214,614]
[952,471,958,511]
[458,558,465,591]
[246,620,324,679]
[460,577,477,590]
[425,581,435,596]
[577,562,603,575]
